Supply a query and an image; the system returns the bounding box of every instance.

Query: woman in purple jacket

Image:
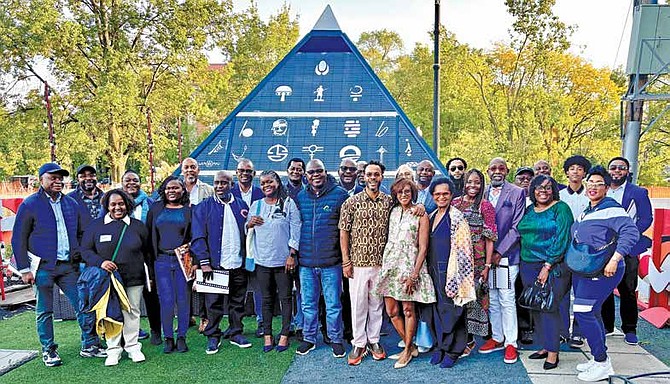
[569,166,639,382]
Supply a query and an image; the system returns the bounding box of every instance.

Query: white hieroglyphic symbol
[314,85,325,102]
[275,85,292,102]
[405,139,412,157]
[267,144,288,162]
[350,85,363,101]
[232,145,248,162]
[315,60,330,76]
[208,140,224,155]
[311,119,320,137]
[375,121,389,137]
[376,146,388,163]
[302,144,324,160]
[343,119,361,138]
[238,120,254,138]
[272,119,288,136]
[339,145,361,162]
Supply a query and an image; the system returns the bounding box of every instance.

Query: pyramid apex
[312,5,341,31]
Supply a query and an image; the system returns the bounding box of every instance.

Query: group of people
[11,152,652,382]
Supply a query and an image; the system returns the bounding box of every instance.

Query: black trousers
[143,285,162,333]
[515,274,534,333]
[257,265,293,337]
[203,267,248,338]
[602,256,639,334]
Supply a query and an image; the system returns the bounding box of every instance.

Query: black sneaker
[176,337,188,353]
[230,334,252,348]
[569,335,585,349]
[332,343,346,358]
[255,326,265,338]
[164,338,175,354]
[294,329,304,341]
[80,345,107,358]
[42,348,62,367]
[150,330,163,345]
[296,341,315,356]
[206,337,221,355]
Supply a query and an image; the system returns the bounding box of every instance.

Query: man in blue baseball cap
[12,162,104,367]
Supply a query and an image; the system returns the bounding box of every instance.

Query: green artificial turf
[0,312,294,383]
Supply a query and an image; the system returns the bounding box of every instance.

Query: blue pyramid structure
[188,5,446,180]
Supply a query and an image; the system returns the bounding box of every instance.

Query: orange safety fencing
[648,186,670,199]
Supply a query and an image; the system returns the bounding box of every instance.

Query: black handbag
[519,279,557,313]
[565,233,617,278]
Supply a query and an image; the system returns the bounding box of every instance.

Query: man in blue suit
[479,157,526,364]
[603,157,653,346]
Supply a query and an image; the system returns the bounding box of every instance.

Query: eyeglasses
[306,169,325,175]
[516,175,532,182]
[417,167,433,173]
[397,189,413,195]
[586,182,607,189]
[489,166,507,172]
[450,165,464,172]
[535,185,552,192]
[339,166,357,173]
[237,168,254,174]
[609,165,628,171]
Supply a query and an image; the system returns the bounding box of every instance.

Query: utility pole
[146,108,155,192]
[433,0,441,157]
[177,116,183,163]
[44,82,56,162]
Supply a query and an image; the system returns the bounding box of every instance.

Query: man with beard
[602,157,652,346]
[286,158,306,200]
[67,165,104,219]
[191,170,252,354]
[181,158,214,206]
[12,163,103,366]
[339,158,363,197]
[479,158,525,364]
[446,157,467,197]
[416,160,437,213]
[356,161,367,189]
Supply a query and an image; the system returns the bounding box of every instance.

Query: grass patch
[0,312,295,383]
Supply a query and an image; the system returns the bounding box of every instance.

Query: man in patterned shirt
[67,165,104,220]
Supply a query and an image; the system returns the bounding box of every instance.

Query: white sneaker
[576,358,595,372]
[104,355,119,366]
[605,327,624,337]
[417,346,430,353]
[128,350,145,363]
[577,358,614,382]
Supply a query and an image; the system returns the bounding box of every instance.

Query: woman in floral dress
[377,178,435,369]
[451,169,498,356]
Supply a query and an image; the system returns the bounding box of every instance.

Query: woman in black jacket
[81,189,151,367]
[146,176,192,353]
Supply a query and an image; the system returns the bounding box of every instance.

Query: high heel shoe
[263,338,274,353]
[543,356,559,370]
[529,351,548,360]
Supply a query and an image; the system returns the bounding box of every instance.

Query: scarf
[134,190,151,223]
[445,207,476,306]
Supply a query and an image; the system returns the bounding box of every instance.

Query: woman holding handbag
[246,170,301,353]
[566,166,639,382]
[81,189,151,366]
[517,175,573,370]
[146,176,192,353]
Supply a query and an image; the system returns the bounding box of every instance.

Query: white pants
[349,266,384,348]
[107,285,143,357]
[489,263,519,347]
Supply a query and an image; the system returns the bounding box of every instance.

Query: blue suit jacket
[231,183,263,205]
[620,182,653,255]
[485,182,526,265]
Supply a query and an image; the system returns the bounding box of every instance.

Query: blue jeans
[300,265,343,344]
[155,255,190,338]
[573,262,625,362]
[35,262,98,351]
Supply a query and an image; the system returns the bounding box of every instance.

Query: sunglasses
[306,169,325,175]
[237,168,254,174]
[339,166,357,173]
[609,165,628,171]
[450,165,464,172]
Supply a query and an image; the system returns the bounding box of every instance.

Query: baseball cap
[38,162,70,178]
[515,166,534,177]
[76,164,97,175]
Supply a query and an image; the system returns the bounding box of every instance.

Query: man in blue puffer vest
[294,159,349,358]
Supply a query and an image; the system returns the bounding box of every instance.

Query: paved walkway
[0,349,37,376]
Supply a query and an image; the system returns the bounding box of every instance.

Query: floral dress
[376,206,436,303]
[451,197,498,336]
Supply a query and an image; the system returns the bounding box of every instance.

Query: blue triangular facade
[187,7,446,180]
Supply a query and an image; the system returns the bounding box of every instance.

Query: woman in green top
[518,175,573,370]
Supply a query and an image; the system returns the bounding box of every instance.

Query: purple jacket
[485,181,526,265]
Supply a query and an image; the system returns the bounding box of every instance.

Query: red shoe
[503,345,518,364]
[478,339,504,354]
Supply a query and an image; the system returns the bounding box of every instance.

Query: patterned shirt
[76,187,103,219]
[338,191,393,267]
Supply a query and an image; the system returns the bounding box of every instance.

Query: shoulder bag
[565,232,617,277]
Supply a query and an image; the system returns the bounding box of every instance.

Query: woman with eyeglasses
[517,175,573,370]
[246,170,302,352]
[568,166,639,382]
[423,177,474,368]
[451,169,497,357]
[446,158,467,197]
[376,178,435,368]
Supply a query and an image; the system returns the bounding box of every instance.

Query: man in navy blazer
[479,157,526,364]
[603,157,653,345]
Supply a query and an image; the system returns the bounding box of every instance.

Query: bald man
[181,158,214,206]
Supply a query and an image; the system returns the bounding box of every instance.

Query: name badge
[100,235,112,242]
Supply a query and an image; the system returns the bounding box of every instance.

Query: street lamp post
[44,82,56,162]
[146,108,155,192]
